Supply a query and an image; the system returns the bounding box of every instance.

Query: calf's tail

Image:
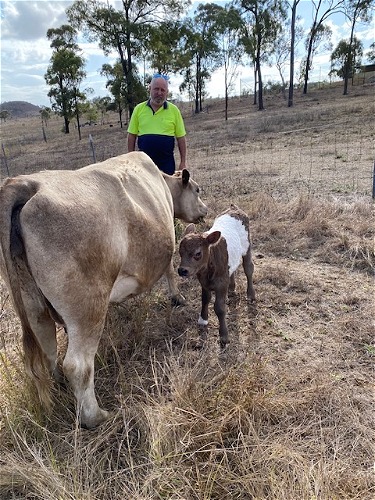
[0,178,52,409]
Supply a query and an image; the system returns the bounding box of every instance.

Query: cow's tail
[0,178,52,409]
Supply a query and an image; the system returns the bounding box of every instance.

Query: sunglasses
[152,73,169,81]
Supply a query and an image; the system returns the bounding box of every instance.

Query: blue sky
[0,0,374,106]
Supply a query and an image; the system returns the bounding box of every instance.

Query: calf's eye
[194,251,201,260]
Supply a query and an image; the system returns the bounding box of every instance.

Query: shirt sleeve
[174,107,186,138]
[127,106,139,134]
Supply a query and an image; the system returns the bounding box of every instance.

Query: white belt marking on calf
[208,213,249,276]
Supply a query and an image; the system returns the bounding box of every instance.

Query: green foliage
[44,25,87,134]
[66,0,190,115]
[330,37,363,79]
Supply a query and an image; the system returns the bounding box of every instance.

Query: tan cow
[0,152,207,428]
[178,205,255,348]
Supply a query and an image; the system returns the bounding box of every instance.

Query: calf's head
[178,224,221,278]
[165,169,208,223]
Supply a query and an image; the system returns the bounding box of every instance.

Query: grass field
[0,82,374,499]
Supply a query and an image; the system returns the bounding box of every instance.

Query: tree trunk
[343,3,358,95]
[288,0,299,107]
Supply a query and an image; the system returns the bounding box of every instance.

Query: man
[127,74,187,175]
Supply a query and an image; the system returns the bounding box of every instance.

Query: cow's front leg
[198,287,211,326]
[214,288,229,348]
[165,260,185,306]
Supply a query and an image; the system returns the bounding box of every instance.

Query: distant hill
[0,101,41,118]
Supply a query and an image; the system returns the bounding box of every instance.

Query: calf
[178,205,255,347]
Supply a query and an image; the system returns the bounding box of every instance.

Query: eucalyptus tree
[92,96,111,124]
[101,62,146,127]
[66,0,189,117]
[342,0,373,95]
[180,3,224,113]
[236,0,288,111]
[288,0,302,107]
[272,8,303,99]
[368,42,375,63]
[214,4,244,120]
[302,0,345,95]
[147,20,192,75]
[45,25,87,135]
[330,37,363,82]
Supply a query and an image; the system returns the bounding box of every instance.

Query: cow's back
[1,152,176,308]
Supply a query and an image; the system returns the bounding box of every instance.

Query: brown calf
[178,205,255,347]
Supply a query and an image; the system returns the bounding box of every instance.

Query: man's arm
[177,136,187,170]
[127,133,137,152]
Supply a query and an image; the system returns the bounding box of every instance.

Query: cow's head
[164,169,208,223]
[178,224,221,278]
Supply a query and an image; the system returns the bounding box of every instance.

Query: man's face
[150,78,168,107]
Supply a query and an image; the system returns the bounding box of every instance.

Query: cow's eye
[194,251,201,260]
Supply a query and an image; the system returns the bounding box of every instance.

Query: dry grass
[0,82,374,499]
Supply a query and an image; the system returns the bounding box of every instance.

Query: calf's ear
[206,231,221,245]
[183,223,195,236]
[182,169,190,187]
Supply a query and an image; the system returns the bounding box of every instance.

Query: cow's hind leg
[243,248,255,302]
[62,310,109,429]
[22,290,58,379]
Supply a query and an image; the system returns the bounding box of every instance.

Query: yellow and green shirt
[127,100,186,174]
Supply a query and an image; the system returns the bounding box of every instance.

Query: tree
[0,110,10,122]
[288,0,302,107]
[342,0,373,95]
[101,62,146,127]
[237,0,288,110]
[45,25,87,136]
[147,20,192,75]
[92,96,111,124]
[330,37,363,82]
[40,107,51,127]
[67,0,189,117]
[302,0,345,95]
[214,5,244,120]
[367,42,375,63]
[272,8,303,99]
[180,5,223,114]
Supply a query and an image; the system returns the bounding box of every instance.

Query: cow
[178,204,255,348]
[0,151,208,428]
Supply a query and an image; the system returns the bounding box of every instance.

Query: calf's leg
[228,273,236,296]
[243,248,255,302]
[198,287,211,326]
[214,287,229,347]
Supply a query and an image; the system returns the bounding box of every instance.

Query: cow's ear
[206,231,221,245]
[183,223,195,236]
[182,169,190,187]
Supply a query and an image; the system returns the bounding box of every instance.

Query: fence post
[89,134,96,163]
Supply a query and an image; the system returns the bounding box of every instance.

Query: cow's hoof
[81,409,110,429]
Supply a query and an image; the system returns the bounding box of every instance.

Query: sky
[0,0,374,107]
